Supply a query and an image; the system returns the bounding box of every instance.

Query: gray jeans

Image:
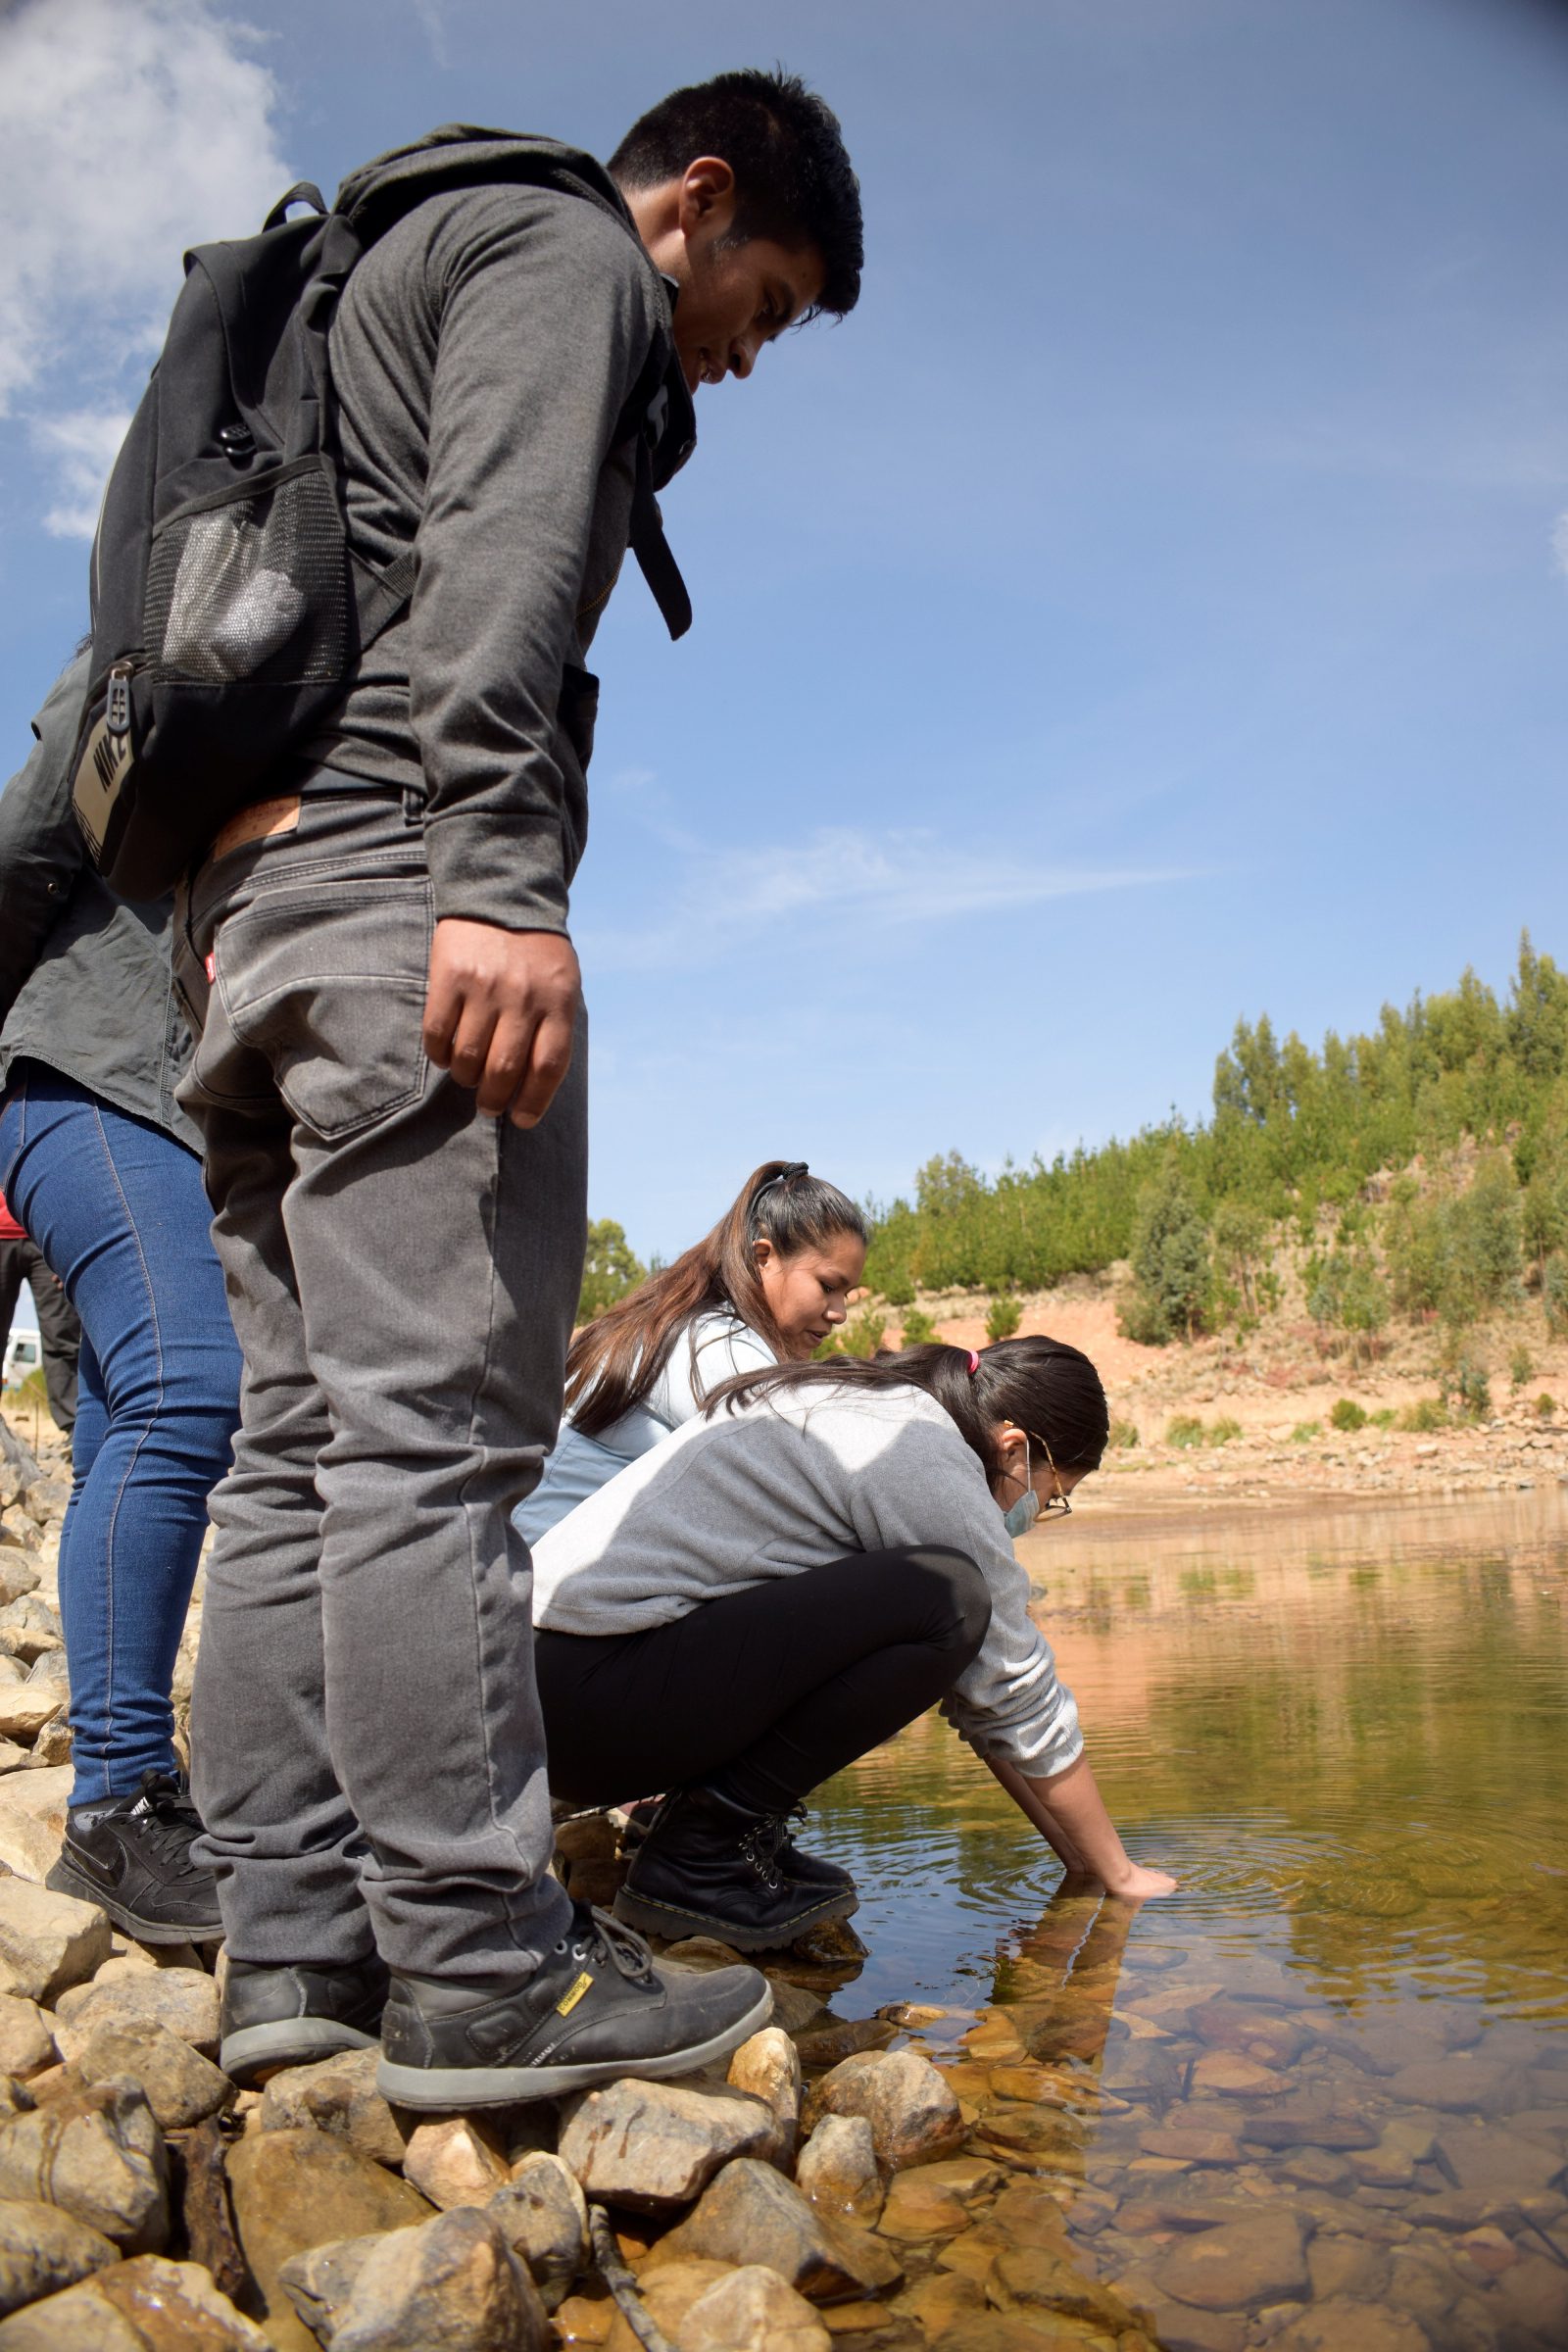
[174,788,579,1981]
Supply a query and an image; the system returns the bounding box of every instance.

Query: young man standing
[172,70,862,2103]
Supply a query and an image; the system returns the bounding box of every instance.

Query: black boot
[773,1803,857,1896]
[613,1786,859,1952]
[378,1902,769,2108]
[220,1953,391,2084]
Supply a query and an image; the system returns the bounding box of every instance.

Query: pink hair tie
[967,1349,980,1375]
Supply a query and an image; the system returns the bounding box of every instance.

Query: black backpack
[71,124,696,902]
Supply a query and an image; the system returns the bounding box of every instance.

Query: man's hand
[422,919,581,1128]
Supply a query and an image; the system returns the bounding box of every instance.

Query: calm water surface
[808,1491,1568,2350]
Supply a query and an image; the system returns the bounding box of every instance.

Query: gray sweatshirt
[302,178,676,932]
[531,1381,1084,1775]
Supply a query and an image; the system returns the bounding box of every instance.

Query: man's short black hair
[611,67,862,318]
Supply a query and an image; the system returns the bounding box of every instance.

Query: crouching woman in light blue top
[513,1160,867,1544]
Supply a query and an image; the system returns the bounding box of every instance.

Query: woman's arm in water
[986,1750,1177,1899]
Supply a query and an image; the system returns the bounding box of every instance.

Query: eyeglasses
[1018,1430,1072,1518]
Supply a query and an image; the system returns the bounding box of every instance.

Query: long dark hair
[709,1335,1109,1478]
[566,1161,868,1440]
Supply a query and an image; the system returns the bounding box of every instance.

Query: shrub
[1396,1396,1448,1433]
[985,1294,1022,1344]
[1211,1200,1271,1320]
[1388,1154,1523,1330]
[1208,1416,1243,1445]
[899,1307,938,1346]
[1369,1407,1396,1428]
[1108,1416,1140,1448]
[1510,1344,1535,1390]
[1290,1420,1321,1442]
[1307,1249,1391,1362]
[1330,1397,1368,1432]
[1165,1414,1205,1449]
[1537,1392,1558,1419]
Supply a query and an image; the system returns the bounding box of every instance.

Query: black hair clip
[750,1160,809,1218]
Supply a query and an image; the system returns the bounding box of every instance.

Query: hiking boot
[47,1771,222,1946]
[612,1785,858,1952]
[773,1802,857,1896]
[220,1954,391,2084]
[377,1902,770,2109]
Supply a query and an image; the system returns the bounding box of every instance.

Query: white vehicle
[2,1330,42,1387]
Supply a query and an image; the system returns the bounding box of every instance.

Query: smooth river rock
[728,2027,802,2161]
[400,2115,511,2211]
[794,2114,883,2222]
[651,2156,903,2302]
[559,2079,776,2210]
[799,2049,963,2171]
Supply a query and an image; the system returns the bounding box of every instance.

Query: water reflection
[807,1494,1568,2349]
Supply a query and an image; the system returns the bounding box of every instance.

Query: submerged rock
[1152,2210,1311,2312]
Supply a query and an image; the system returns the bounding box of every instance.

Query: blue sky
[4,0,1568,1265]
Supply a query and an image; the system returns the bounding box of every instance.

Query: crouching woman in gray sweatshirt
[530,1336,1176,1950]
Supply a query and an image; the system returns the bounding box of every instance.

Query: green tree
[1211,1200,1270,1318]
[1123,1158,1211,1344]
[576,1219,646,1323]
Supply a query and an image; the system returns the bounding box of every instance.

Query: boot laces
[124,1772,203,1872]
[738,1817,785,1891]
[556,1905,656,1985]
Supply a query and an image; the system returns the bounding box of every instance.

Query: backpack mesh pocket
[145,463,349,685]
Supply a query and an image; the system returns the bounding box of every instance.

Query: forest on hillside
[859,935,1568,1356]
[585,938,1568,1368]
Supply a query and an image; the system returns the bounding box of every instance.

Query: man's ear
[677,156,739,241]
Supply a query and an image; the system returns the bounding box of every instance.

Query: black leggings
[535,1546,991,1817]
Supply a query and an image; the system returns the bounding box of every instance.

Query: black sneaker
[612,1785,858,1952]
[220,1953,391,2084]
[377,1902,771,2109]
[47,1771,222,1946]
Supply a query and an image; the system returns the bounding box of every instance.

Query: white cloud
[0,0,290,525]
[582,826,1188,970]
[33,407,132,540]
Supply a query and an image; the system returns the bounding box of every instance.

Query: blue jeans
[0,1064,242,1805]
